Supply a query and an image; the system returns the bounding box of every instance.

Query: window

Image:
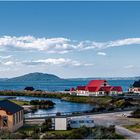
[79,120,84,123]
[2,116,8,127]
[13,114,15,125]
[87,120,94,123]
[21,110,24,120]
[19,111,21,122]
[16,113,18,123]
[71,121,77,124]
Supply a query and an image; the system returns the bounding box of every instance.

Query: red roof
[76,86,86,90]
[75,80,123,93]
[86,87,99,92]
[111,86,123,92]
[99,86,112,92]
[70,88,75,91]
[87,80,107,87]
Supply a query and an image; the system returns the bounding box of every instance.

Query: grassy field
[47,130,71,135]
[123,124,140,133]
[10,99,30,106]
[62,96,112,105]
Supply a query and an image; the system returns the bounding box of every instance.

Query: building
[69,116,95,128]
[51,116,67,130]
[129,87,140,93]
[70,80,123,96]
[51,116,95,130]
[0,100,24,132]
[129,80,140,94]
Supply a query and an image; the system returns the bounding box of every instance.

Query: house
[69,116,95,128]
[51,116,95,130]
[70,80,123,96]
[0,100,24,132]
[129,80,140,94]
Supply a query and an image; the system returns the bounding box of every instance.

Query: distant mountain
[6,72,64,82]
[0,78,8,81]
[1,72,140,82]
[68,77,140,81]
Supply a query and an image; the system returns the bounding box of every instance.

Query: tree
[131,108,140,118]
[24,86,34,91]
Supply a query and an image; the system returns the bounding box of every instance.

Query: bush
[93,126,124,139]
[131,108,140,118]
[24,87,34,91]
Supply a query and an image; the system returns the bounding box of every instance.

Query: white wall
[55,118,67,130]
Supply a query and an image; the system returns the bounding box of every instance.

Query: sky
[0,1,140,78]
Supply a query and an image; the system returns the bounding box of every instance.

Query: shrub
[131,108,140,118]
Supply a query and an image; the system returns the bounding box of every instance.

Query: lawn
[123,124,140,133]
[62,96,112,105]
[47,130,71,135]
[10,99,30,106]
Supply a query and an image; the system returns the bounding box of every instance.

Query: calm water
[0,80,134,117]
[0,80,135,92]
[0,96,94,117]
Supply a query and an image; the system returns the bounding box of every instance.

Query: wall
[0,109,24,132]
[55,118,67,130]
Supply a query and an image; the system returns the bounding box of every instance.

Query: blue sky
[0,1,140,78]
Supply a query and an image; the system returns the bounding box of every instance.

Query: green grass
[10,100,30,106]
[47,130,71,135]
[123,124,140,133]
[63,96,112,105]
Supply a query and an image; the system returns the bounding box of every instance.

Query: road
[115,125,140,139]
[25,111,140,139]
[70,111,140,139]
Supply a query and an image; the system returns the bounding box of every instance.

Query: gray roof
[0,100,23,114]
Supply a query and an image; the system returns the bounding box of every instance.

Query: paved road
[116,125,140,139]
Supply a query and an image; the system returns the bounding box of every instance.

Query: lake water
[0,96,94,117]
[0,80,135,92]
[0,79,135,117]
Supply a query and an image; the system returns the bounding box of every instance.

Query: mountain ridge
[0,72,139,82]
[6,72,64,82]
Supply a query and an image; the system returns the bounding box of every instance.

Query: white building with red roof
[70,80,123,96]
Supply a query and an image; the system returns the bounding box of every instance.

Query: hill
[6,72,63,82]
[0,78,8,81]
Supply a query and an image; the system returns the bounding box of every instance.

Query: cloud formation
[0,55,12,59]
[23,58,93,67]
[124,65,134,69]
[3,61,15,66]
[97,52,107,56]
[0,36,140,53]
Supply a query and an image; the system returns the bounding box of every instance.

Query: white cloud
[22,58,93,67]
[0,36,75,53]
[0,35,140,53]
[0,55,12,59]
[3,61,15,66]
[124,65,134,69]
[97,52,107,56]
